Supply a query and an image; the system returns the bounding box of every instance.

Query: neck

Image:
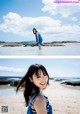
[39,89,43,93]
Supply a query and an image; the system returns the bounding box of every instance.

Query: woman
[33,28,43,50]
[16,64,53,114]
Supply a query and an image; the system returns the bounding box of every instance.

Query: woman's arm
[36,33,39,44]
[34,95,47,114]
[36,33,42,49]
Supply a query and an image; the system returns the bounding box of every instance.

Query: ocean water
[0,77,80,96]
[0,44,80,56]
[0,87,16,96]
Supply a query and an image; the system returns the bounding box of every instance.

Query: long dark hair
[16,64,49,106]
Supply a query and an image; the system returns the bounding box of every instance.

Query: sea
[0,76,80,96]
[0,44,80,56]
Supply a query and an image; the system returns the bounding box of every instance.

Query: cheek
[33,78,39,84]
[45,77,48,81]
[33,31,36,34]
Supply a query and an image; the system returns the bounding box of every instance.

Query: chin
[42,86,46,90]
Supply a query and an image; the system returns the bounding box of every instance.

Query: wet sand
[0,43,80,56]
[0,82,80,114]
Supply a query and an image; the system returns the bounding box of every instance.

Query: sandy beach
[0,82,80,114]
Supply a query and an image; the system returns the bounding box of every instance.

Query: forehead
[35,69,46,75]
[36,69,42,74]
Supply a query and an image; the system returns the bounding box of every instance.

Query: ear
[29,77,33,83]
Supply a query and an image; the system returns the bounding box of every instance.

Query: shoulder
[33,94,47,113]
[34,94,46,105]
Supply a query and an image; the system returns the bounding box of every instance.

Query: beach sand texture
[0,82,80,114]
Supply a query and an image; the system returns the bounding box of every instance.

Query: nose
[40,76,46,82]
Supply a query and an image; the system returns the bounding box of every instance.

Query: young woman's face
[33,29,37,34]
[31,70,48,91]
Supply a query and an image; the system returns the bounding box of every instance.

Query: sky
[0,0,80,42]
[0,58,80,78]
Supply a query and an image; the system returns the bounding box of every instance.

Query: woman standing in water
[33,28,43,50]
[16,64,53,114]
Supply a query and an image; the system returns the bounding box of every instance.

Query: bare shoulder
[34,94,47,114]
[34,95,46,105]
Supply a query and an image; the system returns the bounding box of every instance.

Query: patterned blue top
[27,93,53,114]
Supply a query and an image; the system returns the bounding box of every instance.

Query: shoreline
[0,82,80,96]
[0,43,80,56]
[0,77,80,87]
[0,41,80,47]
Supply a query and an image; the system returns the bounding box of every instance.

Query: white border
[0,56,80,59]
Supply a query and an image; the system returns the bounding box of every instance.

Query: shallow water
[0,86,22,96]
[0,44,80,56]
[0,87,16,96]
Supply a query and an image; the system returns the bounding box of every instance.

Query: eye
[37,75,41,78]
[43,73,47,76]
[42,71,47,76]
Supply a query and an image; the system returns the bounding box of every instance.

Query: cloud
[0,65,25,73]
[0,12,80,41]
[71,17,78,21]
[42,0,80,18]
[0,12,61,36]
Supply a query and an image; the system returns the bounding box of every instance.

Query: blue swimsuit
[36,33,43,45]
[27,93,53,114]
